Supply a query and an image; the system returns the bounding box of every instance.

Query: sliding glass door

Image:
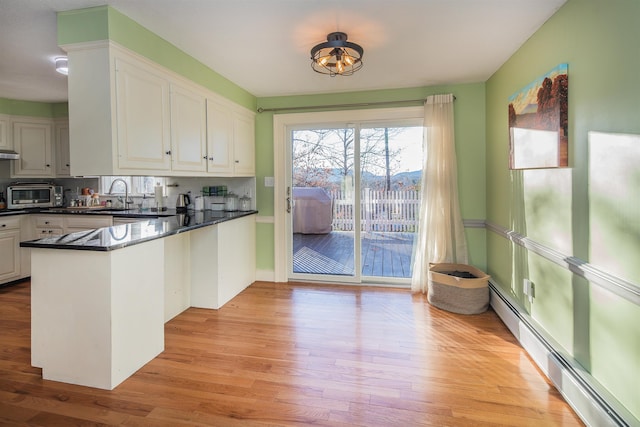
[281,111,423,284]
[289,127,358,280]
[359,126,423,280]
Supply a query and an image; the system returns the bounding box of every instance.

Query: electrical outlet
[523,279,535,303]
[529,282,535,303]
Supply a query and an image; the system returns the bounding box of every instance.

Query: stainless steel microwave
[7,184,63,209]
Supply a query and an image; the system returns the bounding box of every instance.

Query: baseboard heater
[489,281,635,427]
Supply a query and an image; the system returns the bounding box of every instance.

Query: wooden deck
[293,231,415,278]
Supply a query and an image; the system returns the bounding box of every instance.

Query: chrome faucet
[108,178,131,209]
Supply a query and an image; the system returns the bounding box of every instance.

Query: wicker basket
[427,263,490,315]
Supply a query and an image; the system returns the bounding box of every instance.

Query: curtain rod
[256,95,455,113]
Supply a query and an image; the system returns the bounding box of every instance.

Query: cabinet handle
[208,156,214,160]
[1,224,5,228]
[46,164,50,167]
[235,160,239,163]
[165,150,172,155]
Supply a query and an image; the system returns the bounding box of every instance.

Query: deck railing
[329,189,420,232]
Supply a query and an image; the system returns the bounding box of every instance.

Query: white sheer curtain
[411,94,468,293]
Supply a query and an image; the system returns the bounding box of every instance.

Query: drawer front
[35,228,64,237]
[0,216,21,230]
[33,215,64,229]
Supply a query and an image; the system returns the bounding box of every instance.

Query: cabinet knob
[235,160,239,163]
[203,156,208,160]
[165,150,172,155]
[208,156,214,161]
[45,221,50,225]
[46,164,50,167]
[1,224,5,228]
[66,163,70,167]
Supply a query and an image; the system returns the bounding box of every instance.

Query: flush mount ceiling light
[310,32,363,77]
[55,57,68,75]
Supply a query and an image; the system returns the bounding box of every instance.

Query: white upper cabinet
[170,83,207,173]
[64,42,255,177]
[12,119,53,178]
[232,110,255,176]
[206,98,234,174]
[206,98,255,176]
[55,119,71,177]
[115,57,172,171]
[0,114,10,151]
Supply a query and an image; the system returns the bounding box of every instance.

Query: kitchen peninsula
[21,210,256,390]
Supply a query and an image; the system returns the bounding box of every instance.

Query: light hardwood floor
[0,280,583,426]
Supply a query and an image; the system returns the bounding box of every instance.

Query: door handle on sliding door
[286,187,292,213]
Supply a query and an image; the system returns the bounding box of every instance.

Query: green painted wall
[57,6,256,111]
[255,83,487,272]
[486,0,640,420]
[0,98,67,118]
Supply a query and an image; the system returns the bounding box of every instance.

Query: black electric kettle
[176,193,191,212]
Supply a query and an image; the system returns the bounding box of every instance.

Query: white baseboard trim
[255,269,275,282]
[489,282,635,427]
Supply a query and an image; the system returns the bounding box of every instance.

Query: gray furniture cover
[292,187,332,234]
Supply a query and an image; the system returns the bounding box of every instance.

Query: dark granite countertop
[0,207,176,218]
[20,210,257,252]
[0,209,30,217]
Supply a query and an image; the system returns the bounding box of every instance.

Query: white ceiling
[0,0,567,103]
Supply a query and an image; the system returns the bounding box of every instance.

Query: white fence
[329,189,420,232]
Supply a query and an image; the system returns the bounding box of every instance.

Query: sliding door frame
[273,106,424,283]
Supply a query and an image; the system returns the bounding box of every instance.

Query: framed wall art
[508,63,568,169]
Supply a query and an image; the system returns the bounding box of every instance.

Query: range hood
[0,149,20,160]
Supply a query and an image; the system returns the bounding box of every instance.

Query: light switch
[264,176,275,187]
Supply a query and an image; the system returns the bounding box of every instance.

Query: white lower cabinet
[32,215,65,239]
[28,214,255,390]
[31,214,113,236]
[0,217,21,283]
[164,233,191,322]
[190,214,256,309]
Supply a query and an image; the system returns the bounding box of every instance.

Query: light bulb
[318,55,330,67]
[343,53,355,66]
[336,60,344,74]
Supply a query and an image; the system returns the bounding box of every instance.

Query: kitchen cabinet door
[232,111,255,176]
[0,114,10,151]
[12,119,53,177]
[32,215,64,239]
[205,98,234,175]
[0,217,21,283]
[55,119,71,177]
[115,57,171,171]
[170,83,207,173]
